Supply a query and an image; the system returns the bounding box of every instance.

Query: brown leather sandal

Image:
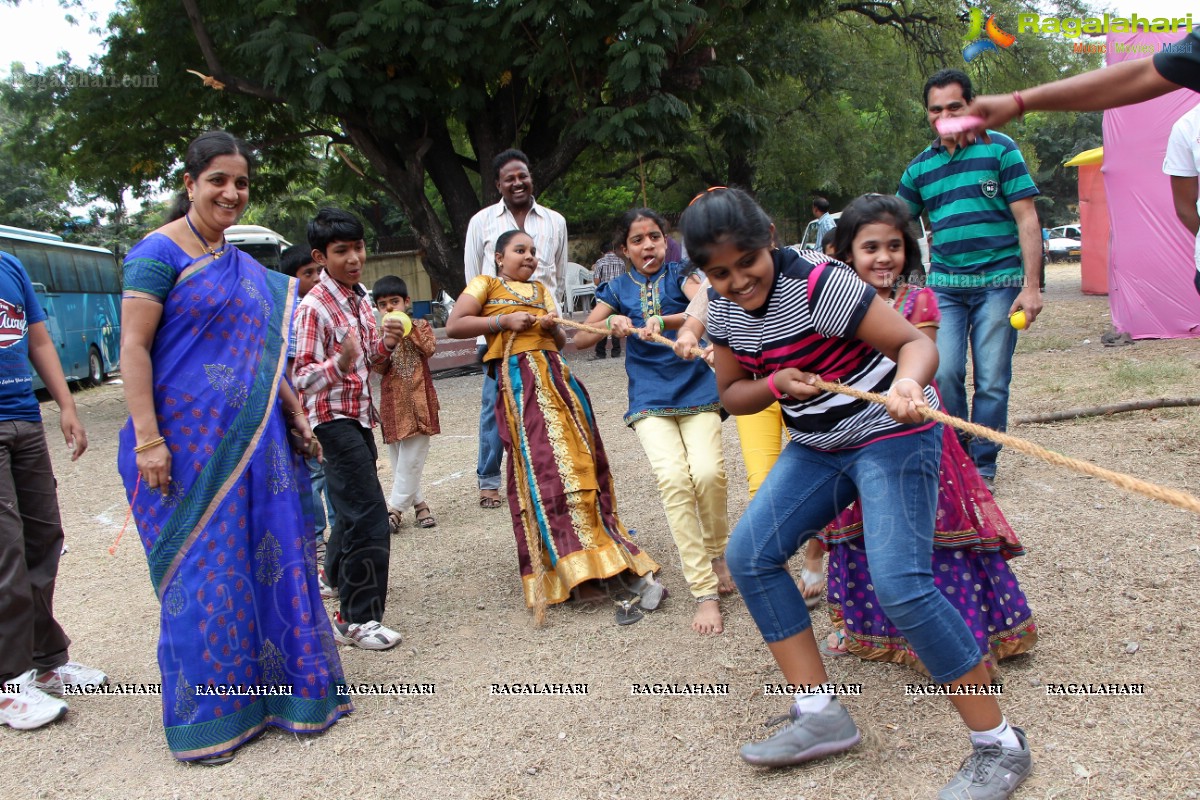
[414,504,437,528]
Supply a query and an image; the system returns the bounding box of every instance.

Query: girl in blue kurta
[575,209,730,635]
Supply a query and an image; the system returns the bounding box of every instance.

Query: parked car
[1047,224,1082,262]
[798,212,841,251]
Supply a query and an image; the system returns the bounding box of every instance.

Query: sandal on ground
[414,504,437,528]
[614,598,644,626]
[800,568,825,610]
[478,490,503,509]
[624,574,668,611]
[190,752,235,766]
[387,507,403,535]
[819,630,850,658]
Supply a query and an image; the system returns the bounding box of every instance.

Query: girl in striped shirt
[681,188,1031,800]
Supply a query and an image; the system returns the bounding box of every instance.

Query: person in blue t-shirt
[0,251,106,731]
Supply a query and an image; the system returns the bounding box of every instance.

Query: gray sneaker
[739,699,861,767]
[938,727,1032,800]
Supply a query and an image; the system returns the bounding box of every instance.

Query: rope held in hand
[553,317,1200,517]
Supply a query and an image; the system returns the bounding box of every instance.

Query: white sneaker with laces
[0,670,69,730]
[332,614,402,650]
[34,662,108,697]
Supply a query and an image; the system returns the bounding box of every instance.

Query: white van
[224,225,292,270]
[798,211,931,269]
[1046,224,1082,261]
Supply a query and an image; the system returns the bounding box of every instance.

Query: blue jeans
[305,455,334,540]
[932,286,1020,479]
[726,426,982,684]
[477,346,503,491]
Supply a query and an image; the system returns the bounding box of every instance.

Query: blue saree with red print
[118,234,351,761]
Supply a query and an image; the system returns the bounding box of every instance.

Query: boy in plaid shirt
[293,208,406,650]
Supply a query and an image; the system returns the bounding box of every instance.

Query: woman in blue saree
[118,131,351,764]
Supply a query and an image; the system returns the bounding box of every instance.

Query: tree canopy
[2,0,1105,285]
[5,0,829,291]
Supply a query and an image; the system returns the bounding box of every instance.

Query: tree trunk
[342,123,467,295]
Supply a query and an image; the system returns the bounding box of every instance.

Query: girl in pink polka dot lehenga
[818,194,1037,675]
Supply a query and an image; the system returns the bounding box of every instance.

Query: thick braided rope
[555,317,1200,516]
[499,330,549,625]
[811,379,1200,516]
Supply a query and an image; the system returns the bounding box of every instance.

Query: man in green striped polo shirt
[898,69,1045,491]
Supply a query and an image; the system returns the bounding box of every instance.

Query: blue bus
[0,224,122,389]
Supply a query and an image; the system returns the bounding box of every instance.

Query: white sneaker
[332,614,402,650]
[34,662,108,697]
[0,670,69,730]
[317,569,338,600]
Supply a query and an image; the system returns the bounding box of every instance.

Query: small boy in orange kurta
[372,276,441,531]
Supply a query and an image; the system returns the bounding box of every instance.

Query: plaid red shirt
[293,270,392,428]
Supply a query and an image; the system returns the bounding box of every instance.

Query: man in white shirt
[1163,102,1200,297]
[462,149,568,508]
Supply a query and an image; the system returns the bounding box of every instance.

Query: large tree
[5,0,822,293]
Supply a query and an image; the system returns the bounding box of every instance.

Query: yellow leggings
[734,403,787,500]
[633,412,729,598]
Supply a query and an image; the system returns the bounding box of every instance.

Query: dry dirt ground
[3,262,1198,800]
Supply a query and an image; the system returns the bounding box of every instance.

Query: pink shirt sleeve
[908,287,941,328]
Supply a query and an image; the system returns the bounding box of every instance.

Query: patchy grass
[1108,359,1198,391]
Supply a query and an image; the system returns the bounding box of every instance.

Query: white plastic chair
[564,262,596,312]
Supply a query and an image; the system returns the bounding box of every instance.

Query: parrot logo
[962,8,1016,62]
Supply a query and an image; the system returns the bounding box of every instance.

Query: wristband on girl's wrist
[891,377,922,393]
[605,316,613,331]
[651,314,665,331]
[766,371,790,400]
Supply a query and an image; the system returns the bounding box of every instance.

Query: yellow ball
[1009,310,1027,330]
[383,310,413,337]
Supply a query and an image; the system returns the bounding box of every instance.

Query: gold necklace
[184,213,228,260]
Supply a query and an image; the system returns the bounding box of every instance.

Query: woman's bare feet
[711,556,737,595]
[692,598,723,635]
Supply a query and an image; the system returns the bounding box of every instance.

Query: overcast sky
[1,0,119,77]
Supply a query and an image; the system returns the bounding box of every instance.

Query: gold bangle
[134,436,166,453]
[291,410,305,416]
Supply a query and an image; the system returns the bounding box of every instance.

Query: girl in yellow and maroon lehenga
[447,230,660,619]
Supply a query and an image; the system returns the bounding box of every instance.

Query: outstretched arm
[969,57,1182,134]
